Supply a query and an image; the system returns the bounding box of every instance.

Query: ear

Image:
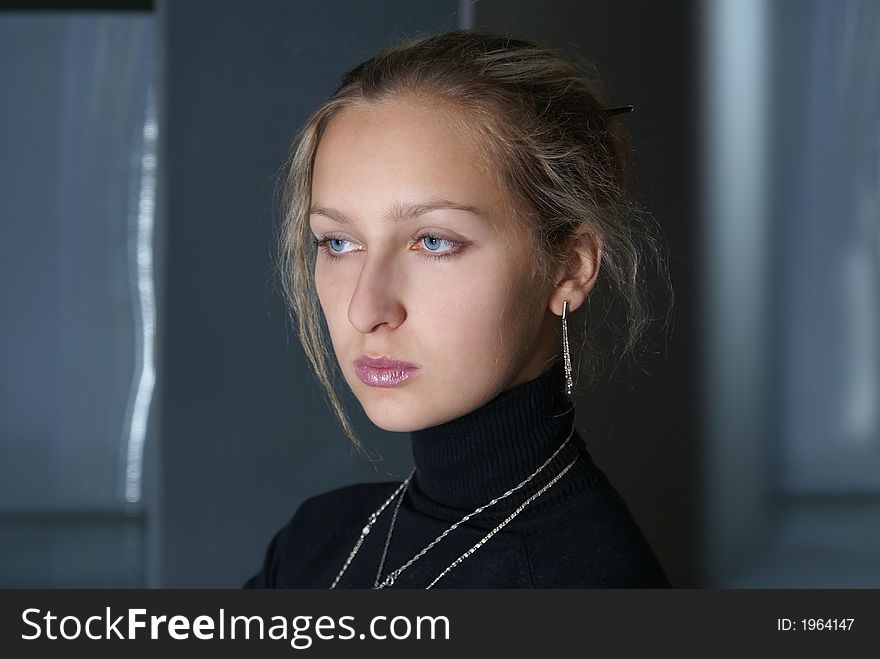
[548,225,602,316]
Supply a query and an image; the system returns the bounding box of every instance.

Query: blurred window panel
[773,0,880,493]
[0,11,157,586]
[701,0,877,587]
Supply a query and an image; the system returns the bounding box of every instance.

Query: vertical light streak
[124,84,158,504]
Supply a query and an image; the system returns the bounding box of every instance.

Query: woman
[244,28,672,588]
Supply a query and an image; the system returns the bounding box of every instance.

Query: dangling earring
[562,299,573,396]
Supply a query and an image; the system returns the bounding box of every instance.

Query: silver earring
[562,300,573,395]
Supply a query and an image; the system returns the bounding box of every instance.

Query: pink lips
[354,355,419,388]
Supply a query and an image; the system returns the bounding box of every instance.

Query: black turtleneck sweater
[243,360,671,588]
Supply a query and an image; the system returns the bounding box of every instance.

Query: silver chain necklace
[330,426,578,589]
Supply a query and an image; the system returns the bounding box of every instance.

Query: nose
[347,254,406,334]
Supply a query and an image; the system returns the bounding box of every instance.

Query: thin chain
[329,475,412,589]
[368,426,576,589]
[332,426,576,589]
[425,452,579,589]
[373,478,407,587]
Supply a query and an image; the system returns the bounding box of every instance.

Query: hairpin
[604,105,635,115]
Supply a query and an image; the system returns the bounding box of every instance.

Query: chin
[370,418,419,433]
[363,406,422,433]
[361,391,461,433]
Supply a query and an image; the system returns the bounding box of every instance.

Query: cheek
[415,264,531,361]
[313,265,350,334]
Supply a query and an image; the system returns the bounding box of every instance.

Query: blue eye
[416,234,462,259]
[422,235,448,251]
[313,236,356,255]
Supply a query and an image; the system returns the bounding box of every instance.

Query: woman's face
[309,96,560,432]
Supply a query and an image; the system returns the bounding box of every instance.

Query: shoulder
[524,484,671,588]
[243,481,402,589]
[292,481,403,531]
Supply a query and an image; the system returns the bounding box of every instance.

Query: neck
[408,359,576,512]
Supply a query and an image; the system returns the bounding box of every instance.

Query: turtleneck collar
[409,359,577,513]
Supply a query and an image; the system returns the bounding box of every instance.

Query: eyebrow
[308,199,486,226]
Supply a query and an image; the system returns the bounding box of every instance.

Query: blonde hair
[276,29,673,459]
